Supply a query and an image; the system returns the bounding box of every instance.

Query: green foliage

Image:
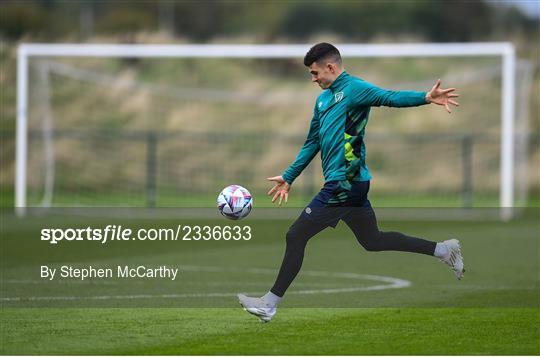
[280,0,496,42]
[0,1,47,39]
[96,4,157,35]
[172,0,241,41]
[0,0,537,42]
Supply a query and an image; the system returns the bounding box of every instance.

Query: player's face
[308,62,336,89]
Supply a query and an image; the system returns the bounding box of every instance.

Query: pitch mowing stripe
[1,265,411,302]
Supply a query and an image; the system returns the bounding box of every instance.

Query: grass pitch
[2,308,538,355]
[1,209,539,354]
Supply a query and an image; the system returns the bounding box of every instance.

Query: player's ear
[327,63,335,73]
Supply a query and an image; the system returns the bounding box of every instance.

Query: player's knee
[285,229,299,245]
[363,242,383,252]
[285,227,307,251]
[358,231,384,252]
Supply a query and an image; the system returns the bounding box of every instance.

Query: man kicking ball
[238,43,464,322]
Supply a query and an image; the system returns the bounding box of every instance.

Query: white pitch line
[1,265,411,302]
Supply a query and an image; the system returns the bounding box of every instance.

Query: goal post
[16,43,518,218]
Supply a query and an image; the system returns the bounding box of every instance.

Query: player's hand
[426,79,460,113]
[267,175,290,206]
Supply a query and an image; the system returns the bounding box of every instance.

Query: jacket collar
[329,71,349,92]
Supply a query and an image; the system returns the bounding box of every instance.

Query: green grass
[2,308,538,355]
[1,210,539,354]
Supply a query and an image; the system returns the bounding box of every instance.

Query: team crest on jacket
[334,91,344,103]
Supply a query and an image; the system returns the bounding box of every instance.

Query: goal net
[15,44,533,218]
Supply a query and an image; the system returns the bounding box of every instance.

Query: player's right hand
[267,176,290,206]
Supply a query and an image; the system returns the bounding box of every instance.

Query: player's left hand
[426,79,460,113]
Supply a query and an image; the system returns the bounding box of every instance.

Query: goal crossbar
[16,42,516,218]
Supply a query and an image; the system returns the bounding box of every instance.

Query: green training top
[282,71,428,185]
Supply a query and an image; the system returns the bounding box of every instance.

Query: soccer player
[238,43,464,322]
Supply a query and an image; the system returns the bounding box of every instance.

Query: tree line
[1,0,538,42]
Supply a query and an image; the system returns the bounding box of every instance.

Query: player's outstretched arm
[425,79,460,113]
[267,175,290,206]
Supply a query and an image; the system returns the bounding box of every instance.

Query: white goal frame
[16,43,517,219]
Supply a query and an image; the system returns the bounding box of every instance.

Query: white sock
[262,291,281,307]
[434,242,449,258]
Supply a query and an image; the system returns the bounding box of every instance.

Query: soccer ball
[217,185,253,220]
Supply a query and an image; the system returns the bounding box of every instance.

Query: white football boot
[237,294,276,322]
[440,239,465,280]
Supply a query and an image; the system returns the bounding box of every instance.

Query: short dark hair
[303,43,342,67]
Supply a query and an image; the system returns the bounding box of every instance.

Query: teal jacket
[282,71,428,185]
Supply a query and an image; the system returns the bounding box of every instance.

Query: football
[217,185,253,220]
